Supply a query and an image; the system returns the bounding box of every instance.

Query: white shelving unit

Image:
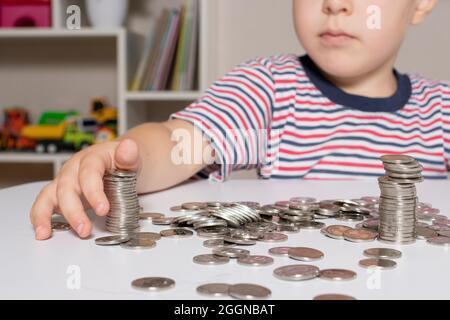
[0,0,217,187]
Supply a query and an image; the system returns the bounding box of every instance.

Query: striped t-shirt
[170,54,450,181]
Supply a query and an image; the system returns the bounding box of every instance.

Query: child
[31,0,448,240]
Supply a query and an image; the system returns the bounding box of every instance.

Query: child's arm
[29,119,212,240]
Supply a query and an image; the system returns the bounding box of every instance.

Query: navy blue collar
[299,55,412,112]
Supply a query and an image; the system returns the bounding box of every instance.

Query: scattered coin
[343,229,378,242]
[228,283,271,300]
[237,255,274,267]
[95,235,130,246]
[203,239,235,248]
[51,221,71,231]
[438,230,450,238]
[363,248,402,259]
[427,236,450,247]
[193,254,230,265]
[273,264,320,281]
[313,294,356,300]
[259,233,288,242]
[120,238,156,250]
[359,258,397,270]
[213,247,250,258]
[223,236,256,246]
[152,217,175,225]
[296,221,326,230]
[268,246,292,257]
[319,269,357,281]
[288,247,324,262]
[130,232,161,241]
[139,212,164,220]
[322,225,353,240]
[416,226,438,240]
[160,228,194,238]
[131,277,175,291]
[196,283,230,297]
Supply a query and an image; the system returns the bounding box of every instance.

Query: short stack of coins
[378,155,424,244]
[104,170,140,234]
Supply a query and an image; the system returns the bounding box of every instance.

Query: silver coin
[193,254,230,265]
[259,233,288,242]
[237,255,274,267]
[363,248,402,259]
[95,235,130,246]
[336,214,364,222]
[288,247,324,262]
[160,228,194,238]
[319,269,357,281]
[51,221,71,231]
[296,221,326,230]
[313,294,356,300]
[120,238,157,250]
[273,264,320,281]
[196,283,230,297]
[359,258,397,270]
[268,246,292,257]
[438,230,450,238]
[223,236,256,246]
[203,238,235,248]
[427,236,450,246]
[228,283,271,300]
[212,247,250,258]
[170,205,195,212]
[182,202,207,210]
[139,212,164,220]
[131,277,175,291]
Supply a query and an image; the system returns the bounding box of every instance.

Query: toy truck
[21,112,96,153]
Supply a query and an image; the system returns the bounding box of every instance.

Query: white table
[1,179,449,300]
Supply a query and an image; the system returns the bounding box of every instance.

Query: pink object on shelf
[0,0,52,28]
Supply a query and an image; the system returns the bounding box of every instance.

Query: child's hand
[29,139,141,240]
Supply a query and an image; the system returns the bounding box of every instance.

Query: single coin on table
[228,283,271,300]
[95,235,130,246]
[363,248,402,259]
[313,294,356,300]
[139,212,165,220]
[196,283,230,297]
[223,236,256,246]
[321,225,353,240]
[193,254,230,265]
[319,269,357,281]
[268,246,292,257]
[213,247,250,259]
[288,247,324,262]
[237,255,274,267]
[51,221,71,231]
[160,228,194,238]
[131,277,175,291]
[120,238,157,250]
[273,264,320,281]
[358,258,397,270]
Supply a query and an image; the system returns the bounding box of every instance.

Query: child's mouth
[319,31,356,46]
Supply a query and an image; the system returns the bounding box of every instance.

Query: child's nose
[322,0,353,16]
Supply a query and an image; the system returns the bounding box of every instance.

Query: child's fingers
[114,139,140,172]
[56,164,92,238]
[30,182,57,240]
[78,154,110,217]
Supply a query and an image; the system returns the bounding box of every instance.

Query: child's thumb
[113,138,140,172]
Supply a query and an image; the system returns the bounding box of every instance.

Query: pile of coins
[196,283,271,299]
[103,170,140,235]
[378,155,424,244]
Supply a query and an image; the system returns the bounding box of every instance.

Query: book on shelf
[130,0,199,92]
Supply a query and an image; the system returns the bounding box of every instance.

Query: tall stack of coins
[378,155,424,244]
[104,170,140,234]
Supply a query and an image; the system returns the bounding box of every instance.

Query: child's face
[293,0,437,79]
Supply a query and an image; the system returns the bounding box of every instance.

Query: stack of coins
[104,170,140,234]
[378,155,424,244]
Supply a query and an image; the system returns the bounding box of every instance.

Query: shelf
[0,28,124,38]
[0,152,73,163]
[125,91,201,101]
